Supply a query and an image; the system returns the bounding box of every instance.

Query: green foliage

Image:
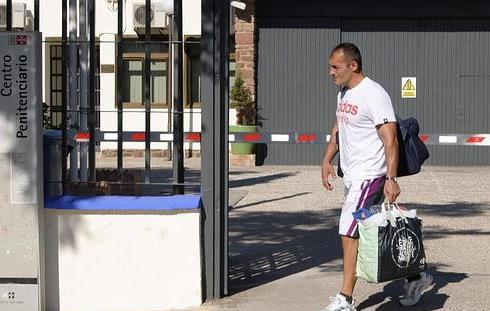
[230,73,255,125]
[43,102,61,129]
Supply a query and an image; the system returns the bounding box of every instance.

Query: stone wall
[234,0,256,98]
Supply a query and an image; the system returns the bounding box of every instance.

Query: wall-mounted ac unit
[0,3,27,29]
[133,3,168,29]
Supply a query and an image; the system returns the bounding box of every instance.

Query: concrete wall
[44,210,202,311]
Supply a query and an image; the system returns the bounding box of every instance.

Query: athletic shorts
[339,175,386,238]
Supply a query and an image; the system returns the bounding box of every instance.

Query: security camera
[231,1,246,10]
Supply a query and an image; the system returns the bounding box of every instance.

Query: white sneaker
[399,272,433,307]
[321,294,356,311]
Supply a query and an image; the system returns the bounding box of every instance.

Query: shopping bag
[356,202,427,283]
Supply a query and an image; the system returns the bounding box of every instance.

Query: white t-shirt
[336,77,396,179]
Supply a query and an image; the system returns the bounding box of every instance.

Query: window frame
[120,52,170,109]
[45,38,101,129]
[186,52,236,109]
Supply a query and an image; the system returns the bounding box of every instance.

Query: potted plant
[230,73,257,154]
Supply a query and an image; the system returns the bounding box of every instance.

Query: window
[122,54,168,108]
[49,45,63,127]
[188,56,236,107]
[47,42,100,129]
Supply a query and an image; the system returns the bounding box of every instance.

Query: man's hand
[383,180,400,203]
[321,160,336,191]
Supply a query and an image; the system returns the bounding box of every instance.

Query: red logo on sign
[16,35,27,45]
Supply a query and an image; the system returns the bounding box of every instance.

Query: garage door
[257,16,490,165]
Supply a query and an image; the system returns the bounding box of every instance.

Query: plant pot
[230,125,257,155]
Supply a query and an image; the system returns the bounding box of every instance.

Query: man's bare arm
[321,121,339,190]
[377,122,401,202]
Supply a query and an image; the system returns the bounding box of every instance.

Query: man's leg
[340,235,358,297]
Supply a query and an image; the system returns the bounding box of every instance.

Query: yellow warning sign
[401,77,416,98]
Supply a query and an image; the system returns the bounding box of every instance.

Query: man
[320,43,433,311]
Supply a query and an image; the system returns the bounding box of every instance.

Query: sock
[407,274,421,283]
[340,292,353,304]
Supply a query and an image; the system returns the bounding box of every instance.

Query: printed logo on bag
[391,227,421,269]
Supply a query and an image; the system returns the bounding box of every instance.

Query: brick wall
[234,0,256,98]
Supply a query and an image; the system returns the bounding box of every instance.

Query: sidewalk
[194,165,490,311]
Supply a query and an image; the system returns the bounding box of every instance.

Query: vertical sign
[401,77,416,99]
[0,32,43,311]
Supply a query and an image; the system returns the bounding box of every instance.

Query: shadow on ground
[228,209,342,294]
[229,201,483,300]
[357,266,468,311]
[229,172,298,188]
[403,202,488,218]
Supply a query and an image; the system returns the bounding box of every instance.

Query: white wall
[44,211,202,311]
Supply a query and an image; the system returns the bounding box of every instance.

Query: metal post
[201,0,230,300]
[88,0,96,182]
[144,0,151,183]
[6,0,12,31]
[79,0,88,182]
[34,0,40,31]
[69,0,79,182]
[117,0,124,181]
[167,16,173,161]
[173,0,184,194]
[62,0,68,194]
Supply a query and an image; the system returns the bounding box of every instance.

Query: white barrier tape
[79,131,490,146]
[104,133,118,140]
[271,134,289,142]
[160,134,174,141]
[439,135,457,144]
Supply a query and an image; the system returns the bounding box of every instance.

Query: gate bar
[201,0,230,299]
[144,0,151,183]
[6,0,12,31]
[173,0,185,194]
[89,0,96,182]
[61,0,68,194]
[117,0,124,181]
[34,0,39,31]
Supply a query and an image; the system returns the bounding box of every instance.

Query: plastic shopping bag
[356,201,427,283]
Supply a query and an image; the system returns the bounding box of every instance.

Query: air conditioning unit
[133,3,168,29]
[0,3,27,29]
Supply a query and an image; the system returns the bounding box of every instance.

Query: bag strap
[382,200,398,227]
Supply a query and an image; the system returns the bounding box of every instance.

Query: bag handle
[382,200,398,227]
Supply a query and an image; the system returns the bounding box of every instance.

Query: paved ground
[96,157,490,310]
[199,164,490,311]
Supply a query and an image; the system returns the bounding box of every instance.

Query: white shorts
[339,175,386,238]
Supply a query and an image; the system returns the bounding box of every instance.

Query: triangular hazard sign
[402,79,415,91]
